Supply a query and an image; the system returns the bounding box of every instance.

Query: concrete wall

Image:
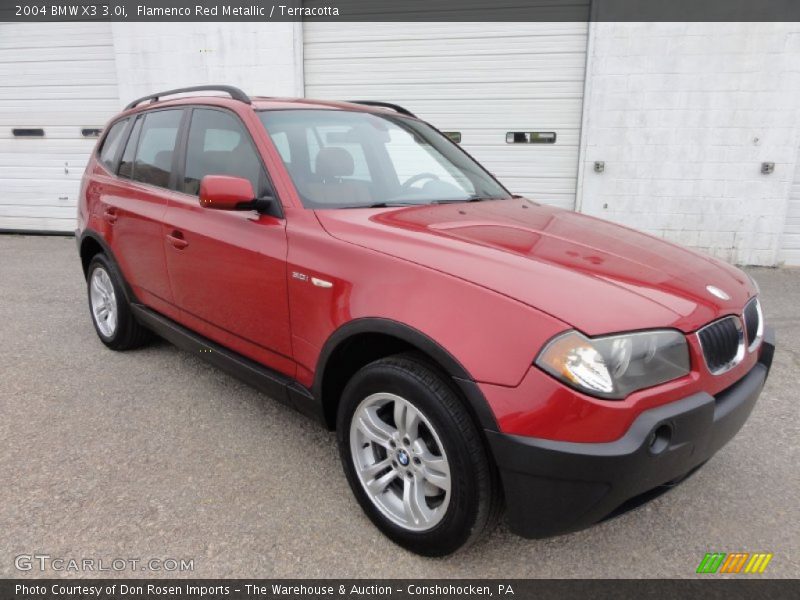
[577,23,800,265]
[110,22,301,107]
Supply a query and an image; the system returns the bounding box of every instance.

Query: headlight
[535,329,690,399]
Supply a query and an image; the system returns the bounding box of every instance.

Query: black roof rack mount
[125,85,251,110]
[348,100,416,118]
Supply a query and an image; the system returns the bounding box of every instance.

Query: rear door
[101,108,184,315]
[162,107,293,375]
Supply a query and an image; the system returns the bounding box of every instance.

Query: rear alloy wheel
[86,253,152,351]
[89,266,118,338]
[337,354,501,556]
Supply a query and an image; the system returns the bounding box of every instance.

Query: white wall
[110,22,301,108]
[578,23,800,266]
[778,142,800,264]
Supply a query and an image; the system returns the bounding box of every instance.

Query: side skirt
[130,304,324,425]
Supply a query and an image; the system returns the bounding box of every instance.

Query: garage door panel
[0,216,76,232]
[0,108,117,127]
[0,167,87,181]
[0,23,118,232]
[306,64,585,83]
[0,59,115,77]
[304,21,587,209]
[304,22,587,42]
[0,46,113,63]
[456,131,581,146]
[404,111,584,130]
[0,85,120,102]
[305,38,589,60]
[0,24,113,48]
[783,216,800,230]
[0,195,77,208]
[0,154,93,167]
[0,205,76,218]
[2,177,84,190]
[306,82,584,101]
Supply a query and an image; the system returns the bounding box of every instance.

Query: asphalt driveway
[0,234,797,578]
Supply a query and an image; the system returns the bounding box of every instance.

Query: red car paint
[77,96,762,445]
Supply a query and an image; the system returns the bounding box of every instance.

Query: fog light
[648,424,672,455]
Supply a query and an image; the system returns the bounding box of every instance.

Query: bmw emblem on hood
[706,285,731,301]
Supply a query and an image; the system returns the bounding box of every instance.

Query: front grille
[697,316,744,374]
[743,297,762,349]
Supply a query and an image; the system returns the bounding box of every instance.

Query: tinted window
[98,119,128,171]
[183,109,268,196]
[131,110,183,189]
[118,117,142,179]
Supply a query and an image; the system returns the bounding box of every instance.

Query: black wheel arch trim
[313,318,499,432]
[78,229,137,305]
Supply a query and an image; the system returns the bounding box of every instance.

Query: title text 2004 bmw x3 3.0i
[77,85,774,556]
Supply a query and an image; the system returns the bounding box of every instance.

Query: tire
[86,253,151,351]
[337,353,502,556]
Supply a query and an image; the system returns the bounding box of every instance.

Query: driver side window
[182,108,271,197]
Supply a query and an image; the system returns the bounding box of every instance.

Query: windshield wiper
[432,196,501,204]
[360,201,418,208]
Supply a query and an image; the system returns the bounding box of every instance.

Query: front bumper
[487,326,775,538]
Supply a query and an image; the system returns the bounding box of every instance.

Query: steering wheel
[401,172,440,190]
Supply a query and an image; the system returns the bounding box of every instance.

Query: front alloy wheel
[337,354,501,556]
[350,392,451,531]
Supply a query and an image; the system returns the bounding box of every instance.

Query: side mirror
[199,175,256,210]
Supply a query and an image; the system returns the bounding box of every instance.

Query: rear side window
[130,109,183,189]
[97,119,128,171]
[182,108,269,197]
[118,117,142,179]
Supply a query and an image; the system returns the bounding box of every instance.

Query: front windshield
[258,109,510,209]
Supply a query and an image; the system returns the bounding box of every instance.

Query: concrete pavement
[0,235,797,578]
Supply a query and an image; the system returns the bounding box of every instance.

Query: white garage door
[303,21,588,209]
[779,149,800,265]
[0,23,119,232]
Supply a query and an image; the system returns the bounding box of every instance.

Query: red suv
[77,85,774,556]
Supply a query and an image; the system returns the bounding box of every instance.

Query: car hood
[314,199,754,335]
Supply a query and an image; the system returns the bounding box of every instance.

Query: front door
[162,107,294,376]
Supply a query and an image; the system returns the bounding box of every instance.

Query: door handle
[102,207,118,224]
[166,231,189,250]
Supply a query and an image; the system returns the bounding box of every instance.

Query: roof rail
[348,100,416,118]
[125,85,251,110]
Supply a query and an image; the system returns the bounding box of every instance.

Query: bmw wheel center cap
[397,449,410,466]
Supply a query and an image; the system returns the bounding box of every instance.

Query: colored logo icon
[696,552,773,574]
